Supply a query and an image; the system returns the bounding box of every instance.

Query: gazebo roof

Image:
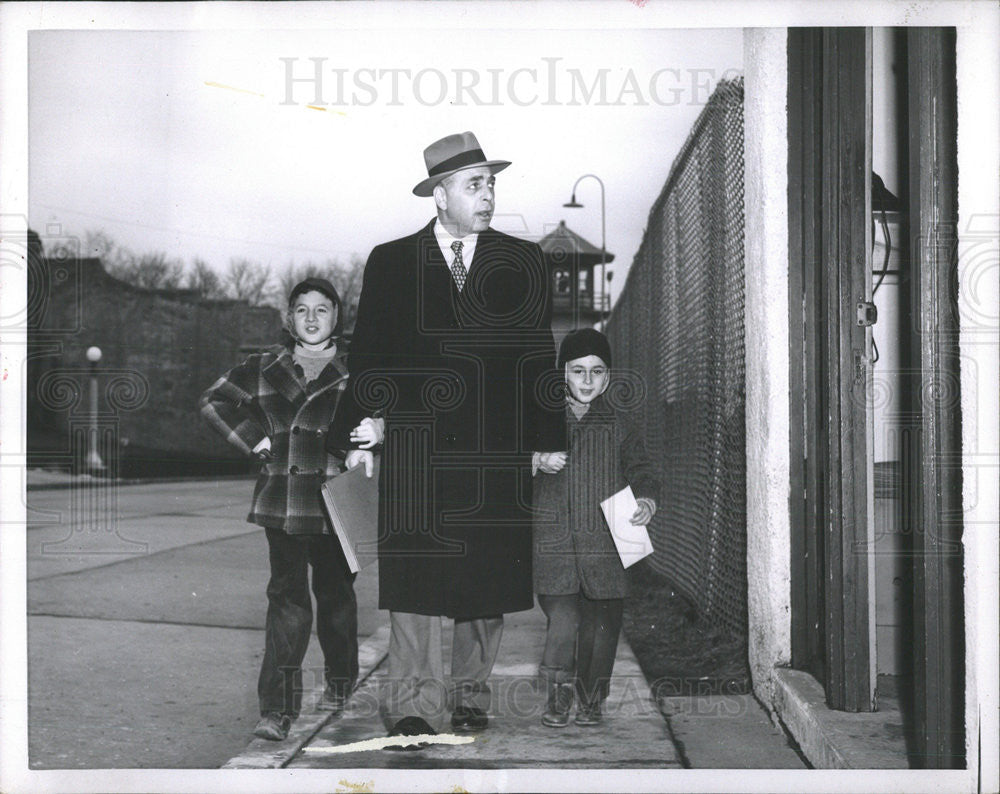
[537,220,615,267]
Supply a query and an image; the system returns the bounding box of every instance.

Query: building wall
[742,27,791,704]
[28,257,282,466]
[743,21,998,782]
[956,21,1000,787]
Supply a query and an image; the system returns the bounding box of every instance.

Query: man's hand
[345,449,375,478]
[535,451,568,474]
[630,497,656,526]
[350,417,385,449]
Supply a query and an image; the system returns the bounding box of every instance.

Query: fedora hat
[412,131,511,197]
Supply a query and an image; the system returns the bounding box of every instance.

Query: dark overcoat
[532,394,660,600]
[200,341,348,534]
[330,220,565,618]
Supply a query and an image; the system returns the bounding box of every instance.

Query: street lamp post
[563,173,607,331]
[85,346,105,472]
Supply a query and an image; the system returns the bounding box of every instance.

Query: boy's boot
[574,678,605,726]
[254,711,292,741]
[541,681,575,727]
[574,698,603,726]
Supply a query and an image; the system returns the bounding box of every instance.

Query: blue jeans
[258,528,358,716]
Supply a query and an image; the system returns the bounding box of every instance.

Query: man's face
[435,166,496,237]
[565,355,610,404]
[290,290,337,346]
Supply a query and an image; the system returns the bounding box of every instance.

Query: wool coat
[532,394,660,600]
[200,341,348,535]
[330,220,566,619]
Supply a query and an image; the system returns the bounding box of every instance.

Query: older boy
[200,278,366,741]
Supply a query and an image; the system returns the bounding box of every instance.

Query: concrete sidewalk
[223,603,805,772]
[26,477,806,774]
[222,605,806,772]
[226,605,682,770]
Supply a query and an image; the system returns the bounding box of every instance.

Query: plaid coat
[199,341,348,535]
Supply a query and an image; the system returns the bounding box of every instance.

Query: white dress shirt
[433,219,479,276]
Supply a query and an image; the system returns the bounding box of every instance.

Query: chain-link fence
[606,77,746,637]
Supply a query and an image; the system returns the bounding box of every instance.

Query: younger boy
[200,277,378,741]
[532,328,659,727]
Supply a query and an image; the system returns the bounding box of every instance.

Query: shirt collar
[434,218,479,270]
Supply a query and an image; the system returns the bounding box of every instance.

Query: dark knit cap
[557,328,612,369]
[288,277,343,337]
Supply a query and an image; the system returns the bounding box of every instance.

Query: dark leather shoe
[385,716,436,751]
[451,705,489,732]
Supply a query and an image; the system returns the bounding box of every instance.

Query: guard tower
[537,220,615,345]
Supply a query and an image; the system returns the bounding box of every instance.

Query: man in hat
[330,131,566,747]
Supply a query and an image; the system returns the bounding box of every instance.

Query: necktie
[450,241,467,292]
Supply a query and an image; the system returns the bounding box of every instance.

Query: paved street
[25,477,806,775]
[26,478,382,769]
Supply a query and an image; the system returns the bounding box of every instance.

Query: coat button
[289,465,299,475]
[292,426,300,434]
[316,428,324,437]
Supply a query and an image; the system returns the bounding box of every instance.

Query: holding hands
[350,417,385,449]
[344,417,384,478]
[536,451,568,474]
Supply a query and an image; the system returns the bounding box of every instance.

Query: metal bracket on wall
[856,300,878,327]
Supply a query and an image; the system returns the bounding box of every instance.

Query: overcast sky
[29,23,743,303]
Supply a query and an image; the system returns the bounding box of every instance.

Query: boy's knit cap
[289,277,340,307]
[558,328,612,369]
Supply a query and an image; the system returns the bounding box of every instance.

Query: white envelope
[599,485,654,568]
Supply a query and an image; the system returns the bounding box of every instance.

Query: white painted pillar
[956,19,1000,792]
[742,28,791,705]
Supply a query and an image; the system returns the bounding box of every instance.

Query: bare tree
[274,260,328,303]
[224,257,274,305]
[328,254,366,332]
[187,257,226,299]
[83,229,118,261]
[115,252,186,290]
[273,255,366,331]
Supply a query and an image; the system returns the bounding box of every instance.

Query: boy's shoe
[318,684,349,714]
[574,701,603,726]
[253,711,292,741]
[541,682,574,728]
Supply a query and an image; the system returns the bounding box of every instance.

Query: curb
[650,674,752,700]
[221,623,390,769]
[26,474,256,491]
